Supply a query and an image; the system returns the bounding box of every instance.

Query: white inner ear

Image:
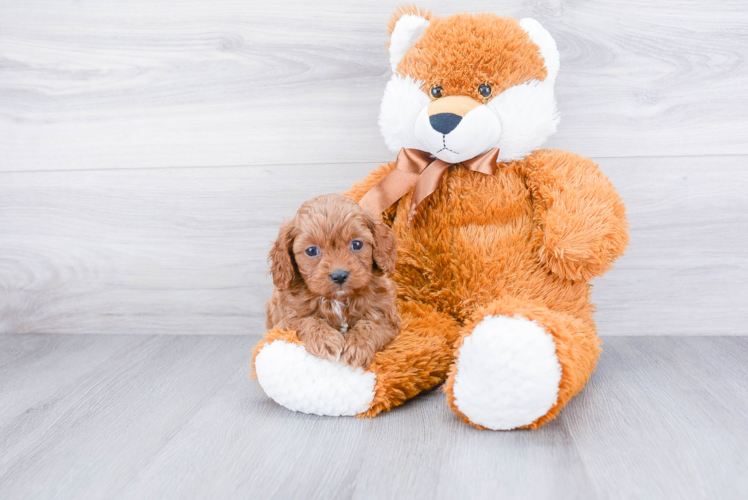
[389,14,430,72]
[519,18,560,83]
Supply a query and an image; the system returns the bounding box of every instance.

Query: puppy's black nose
[329,270,349,285]
[429,113,462,134]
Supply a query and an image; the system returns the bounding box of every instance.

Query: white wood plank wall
[0,0,746,335]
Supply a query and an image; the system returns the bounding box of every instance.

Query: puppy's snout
[329,270,349,285]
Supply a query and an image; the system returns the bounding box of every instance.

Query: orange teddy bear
[253,6,628,430]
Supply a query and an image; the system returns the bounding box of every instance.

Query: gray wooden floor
[0,334,745,499]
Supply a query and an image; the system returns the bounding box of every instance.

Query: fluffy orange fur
[393,8,547,98]
[265,194,400,369]
[343,148,627,426]
[386,5,433,35]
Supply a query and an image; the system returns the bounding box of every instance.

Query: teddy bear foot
[254,334,376,417]
[446,315,562,430]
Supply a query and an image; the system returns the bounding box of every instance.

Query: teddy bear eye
[430,86,443,99]
[350,240,364,251]
[478,84,492,98]
[305,246,319,257]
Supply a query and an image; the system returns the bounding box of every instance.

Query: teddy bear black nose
[429,113,462,135]
[329,270,349,284]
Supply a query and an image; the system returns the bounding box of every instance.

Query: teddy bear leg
[252,328,378,416]
[359,300,461,417]
[444,296,601,430]
[252,300,460,418]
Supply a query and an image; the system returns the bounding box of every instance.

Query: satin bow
[359,147,499,225]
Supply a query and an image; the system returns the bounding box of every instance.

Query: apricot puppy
[266,194,400,369]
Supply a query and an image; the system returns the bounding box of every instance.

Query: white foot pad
[254,340,376,416]
[452,315,562,430]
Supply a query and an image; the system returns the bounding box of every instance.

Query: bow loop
[359,148,499,226]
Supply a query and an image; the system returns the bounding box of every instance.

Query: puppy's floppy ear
[268,219,298,289]
[365,211,398,276]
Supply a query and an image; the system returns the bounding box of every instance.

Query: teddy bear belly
[396,225,586,322]
[398,221,541,308]
[393,169,590,322]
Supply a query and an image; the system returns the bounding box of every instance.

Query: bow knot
[359,147,499,225]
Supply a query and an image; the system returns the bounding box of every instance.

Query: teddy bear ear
[387,6,433,73]
[519,18,560,83]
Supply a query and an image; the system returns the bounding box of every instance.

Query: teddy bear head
[379,7,560,164]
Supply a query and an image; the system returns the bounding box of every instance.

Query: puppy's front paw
[303,330,345,363]
[341,335,377,370]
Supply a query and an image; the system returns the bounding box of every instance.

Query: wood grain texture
[1,155,746,335]
[565,336,748,499]
[1,1,746,336]
[0,334,746,499]
[1,0,747,172]
[0,334,150,428]
[0,334,253,498]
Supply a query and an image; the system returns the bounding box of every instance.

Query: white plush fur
[379,17,560,163]
[255,340,376,416]
[488,79,559,162]
[414,104,502,164]
[389,14,431,72]
[378,75,430,152]
[451,315,562,430]
[488,18,561,162]
[520,18,559,82]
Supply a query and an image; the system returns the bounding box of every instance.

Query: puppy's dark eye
[430,86,443,99]
[478,84,492,98]
[350,240,363,252]
[305,246,319,257]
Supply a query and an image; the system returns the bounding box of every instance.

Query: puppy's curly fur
[266,194,400,369]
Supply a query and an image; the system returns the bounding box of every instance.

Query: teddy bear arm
[527,150,629,281]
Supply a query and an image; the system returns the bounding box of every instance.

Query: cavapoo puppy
[266,194,400,369]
